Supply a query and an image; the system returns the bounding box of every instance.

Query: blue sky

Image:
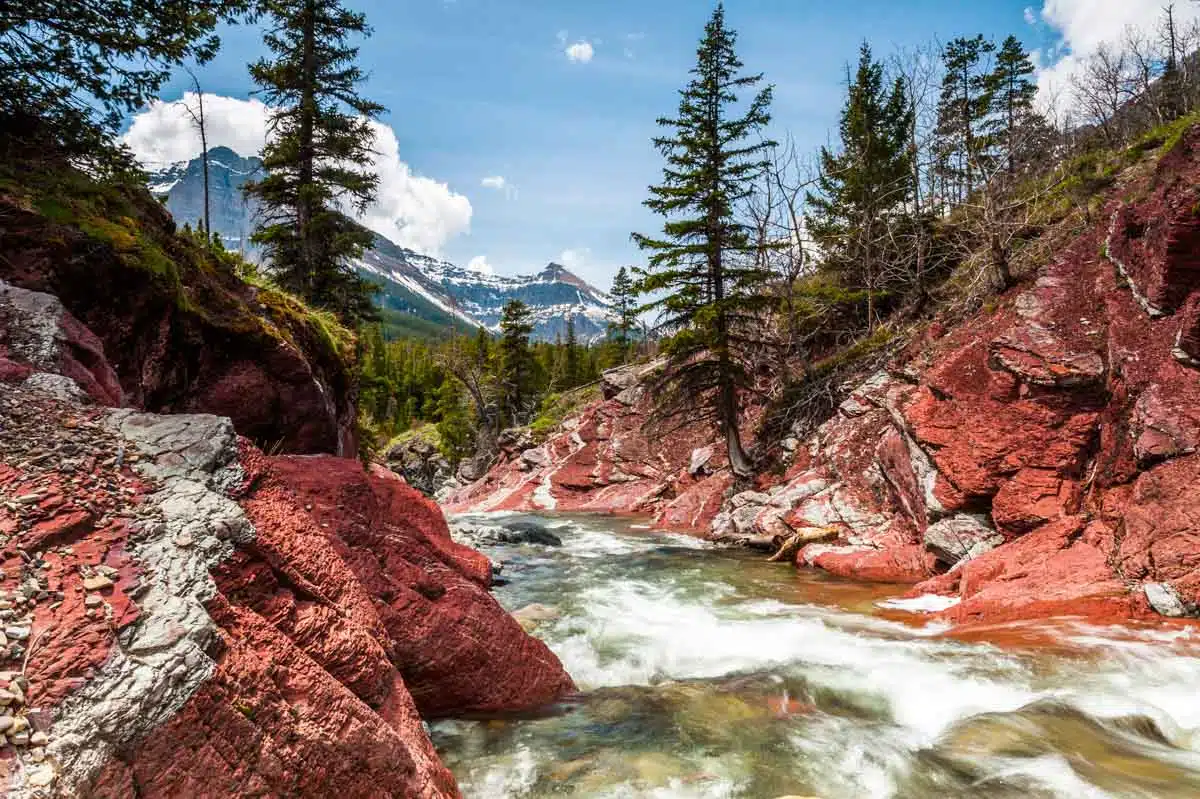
[123,0,1173,289]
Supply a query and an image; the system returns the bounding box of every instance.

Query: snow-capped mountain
[146,148,614,340]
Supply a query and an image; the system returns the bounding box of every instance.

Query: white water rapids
[431,513,1200,798]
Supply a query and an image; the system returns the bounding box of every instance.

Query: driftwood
[767,526,839,563]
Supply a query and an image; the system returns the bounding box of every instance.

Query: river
[432,513,1200,798]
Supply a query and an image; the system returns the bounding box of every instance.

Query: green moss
[385,422,441,451]
[809,325,897,377]
[529,385,601,442]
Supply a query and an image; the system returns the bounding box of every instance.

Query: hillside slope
[0,155,358,456]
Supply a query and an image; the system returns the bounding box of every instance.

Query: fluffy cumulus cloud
[557,30,595,63]
[566,40,595,63]
[122,94,471,256]
[1032,0,1200,106]
[467,255,495,276]
[123,93,272,167]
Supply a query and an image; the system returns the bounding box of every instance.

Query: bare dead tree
[180,68,211,239]
[1072,43,1137,144]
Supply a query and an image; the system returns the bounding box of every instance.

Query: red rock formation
[454,124,1200,626]
[0,286,574,797]
[0,195,355,455]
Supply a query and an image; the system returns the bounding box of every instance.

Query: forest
[3,0,1198,474]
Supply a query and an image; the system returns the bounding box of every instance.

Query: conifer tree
[805,43,914,325]
[564,315,580,388]
[632,4,774,478]
[1,0,249,149]
[496,299,535,427]
[935,35,996,201]
[245,0,384,324]
[988,36,1038,175]
[607,266,638,353]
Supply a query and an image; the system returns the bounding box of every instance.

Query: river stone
[1144,583,1189,617]
[498,522,563,547]
[924,515,1002,565]
[689,446,714,476]
[512,603,561,632]
[520,448,550,469]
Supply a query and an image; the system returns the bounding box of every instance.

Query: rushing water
[432,513,1200,798]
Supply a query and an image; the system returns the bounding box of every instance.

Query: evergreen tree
[496,300,536,427]
[987,36,1038,175]
[564,315,580,388]
[805,43,914,325]
[435,377,473,464]
[935,35,996,202]
[1,0,249,149]
[607,265,638,355]
[245,0,384,324]
[632,3,775,478]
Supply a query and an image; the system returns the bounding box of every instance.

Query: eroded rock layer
[0,285,573,797]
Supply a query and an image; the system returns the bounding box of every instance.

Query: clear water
[431,513,1200,798]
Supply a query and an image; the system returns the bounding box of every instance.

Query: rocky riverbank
[0,281,574,796]
[447,125,1200,628]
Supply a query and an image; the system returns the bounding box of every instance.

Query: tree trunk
[298,0,317,295]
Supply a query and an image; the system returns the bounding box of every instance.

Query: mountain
[146,148,615,340]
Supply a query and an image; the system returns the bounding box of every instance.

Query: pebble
[174,534,194,548]
[29,747,44,762]
[0,715,12,732]
[96,565,118,579]
[5,627,29,641]
[9,731,28,746]
[81,575,112,591]
[84,595,103,609]
[26,765,54,787]
[29,731,47,747]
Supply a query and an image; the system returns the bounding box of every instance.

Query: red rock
[801,544,936,583]
[919,517,1135,625]
[1114,455,1200,602]
[235,447,574,718]
[990,468,1080,535]
[86,593,460,799]
[0,197,354,454]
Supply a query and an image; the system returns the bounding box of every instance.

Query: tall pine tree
[987,36,1038,175]
[935,35,996,202]
[245,0,384,324]
[631,4,773,477]
[496,299,535,427]
[805,42,914,325]
[607,265,638,354]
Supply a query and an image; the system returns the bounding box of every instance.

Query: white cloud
[1032,0,1200,108]
[123,93,272,167]
[566,40,595,63]
[480,174,518,200]
[1023,6,1038,25]
[123,93,471,257]
[467,255,495,276]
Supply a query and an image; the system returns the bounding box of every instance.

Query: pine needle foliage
[631,3,775,476]
[0,0,250,151]
[245,0,384,325]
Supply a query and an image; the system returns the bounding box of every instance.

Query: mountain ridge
[148,148,615,340]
